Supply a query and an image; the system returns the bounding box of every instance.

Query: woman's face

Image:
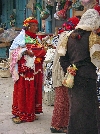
[96,27,100,36]
[29,23,38,33]
[96,27,100,33]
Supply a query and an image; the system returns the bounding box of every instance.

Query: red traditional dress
[10,30,46,122]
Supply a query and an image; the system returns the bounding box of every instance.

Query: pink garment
[10,48,21,82]
[51,86,69,128]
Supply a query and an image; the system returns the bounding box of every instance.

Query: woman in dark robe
[59,9,100,134]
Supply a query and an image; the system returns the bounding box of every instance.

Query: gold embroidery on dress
[89,32,100,67]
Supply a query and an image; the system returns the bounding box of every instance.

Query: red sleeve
[31,47,46,58]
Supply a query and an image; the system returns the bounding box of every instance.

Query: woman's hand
[96,28,100,33]
[25,50,34,57]
[96,28,100,36]
[67,66,77,76]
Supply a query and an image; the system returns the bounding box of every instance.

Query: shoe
[35,111,43,114]
[50,127,67,133]
[12,117,25,124]
[35,115,38,120]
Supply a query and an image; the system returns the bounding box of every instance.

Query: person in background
[9,17,46,124]
[59,9,100,134]
[50,17,80,133]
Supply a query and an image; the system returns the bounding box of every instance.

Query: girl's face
[29,23,38,33]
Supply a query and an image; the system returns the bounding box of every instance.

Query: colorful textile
[12,73,35,121]
[23,17,38,27]
[89,32,100,68]
[75,9,100,31]
[25,30,37,39]
[34,63,43,113]
[9,48,21,82]
[51,86,69,128]
[59,29,99,134]
[10,30,46,122]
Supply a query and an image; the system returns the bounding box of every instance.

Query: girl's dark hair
[71,28,86,40]
[23,25,29,30]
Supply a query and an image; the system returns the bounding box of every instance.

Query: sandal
[50,127,67,133]
[35,111,43,114]
[12,116,19,119]
[12,117,25,124]
[35,116,38,120]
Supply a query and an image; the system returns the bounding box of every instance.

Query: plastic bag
[62,72,74,88]
[62,64,78,88]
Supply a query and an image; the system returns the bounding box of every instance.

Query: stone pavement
[0,77,65,134]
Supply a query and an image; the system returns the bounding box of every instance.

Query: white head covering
[75,9,100,31]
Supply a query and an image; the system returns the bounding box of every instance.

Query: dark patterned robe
[59,30,99,134]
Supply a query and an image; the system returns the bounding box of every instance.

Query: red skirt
[12,63,43,122]
[12,71,36,122]
[51,86,69,128]
[34,63,43,114]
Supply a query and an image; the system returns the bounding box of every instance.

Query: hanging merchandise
[54,2,60,20]
[58,16,80,34]
[60,0,67,9]
[81,0,95,6]
[26,0,36,11]
[56,2,60,11]
[81,0,97,9]
[10,12,16,27]
[54,1,66,20]
[36,3,49,20]
[94,4,100,15]
[45,0,54,6]
[54,0,73,20]
[56,0,61,2]
[46,4,53,11]
[80,0,98,9]
[45,0,54,11]
[72,0,84,11]
[54,12,60,20]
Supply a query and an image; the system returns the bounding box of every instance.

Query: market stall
[0,28,20,77]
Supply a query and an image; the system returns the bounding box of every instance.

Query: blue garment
[9,29,25,50]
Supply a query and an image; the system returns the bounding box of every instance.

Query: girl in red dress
[9,17,46,123]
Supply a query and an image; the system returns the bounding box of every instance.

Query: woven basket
[40,13,49,20]
[43,86,55,106]
[0,42,10,48]
[0,60,11,78]
[0,68,11,78]
[0,28,4,34]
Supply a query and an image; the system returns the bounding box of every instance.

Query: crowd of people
[9,5,100,134]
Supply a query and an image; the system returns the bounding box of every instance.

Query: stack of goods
[0,28,20,59]
[0,28,19,77]
[42,35,59,106]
